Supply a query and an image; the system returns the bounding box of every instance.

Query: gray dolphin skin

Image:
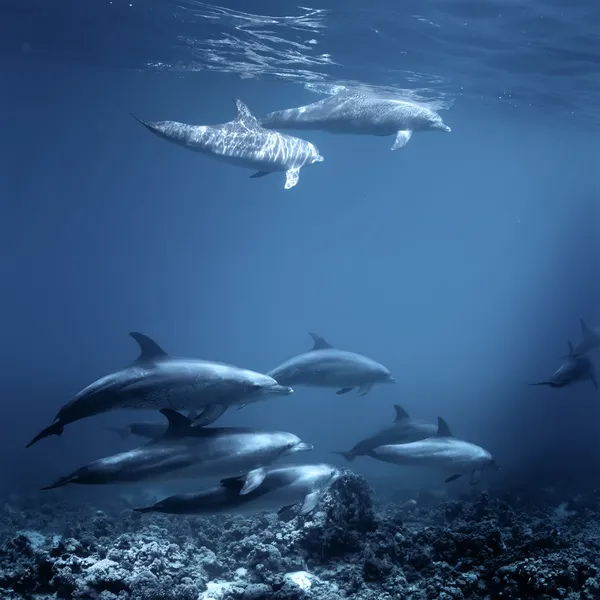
[335,404,438,462]
[133,99,324,189]
[267,332,395,396]
[133,463,341,516]
[572,318,600,355]
[41,409,313,490]
[367,417,497,484]
[26,332,293,448]
[260,94,451,150]
[530,341,598,390]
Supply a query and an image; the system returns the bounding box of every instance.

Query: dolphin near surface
[259,94,451,150]
[530,341,598,390]
[133,463,342,517]
[41,409,313,491]
[26,332,293,448]
[334,404,439,462]
[267,332,395,396]
[367,417,498,484]
[133,99,324,189]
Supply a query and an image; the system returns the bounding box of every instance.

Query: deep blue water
[0,0,599,499]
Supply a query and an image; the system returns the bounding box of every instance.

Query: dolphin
[260,94,451,150]
[133,99,324,189]
[26,332,293,448]
[530,341,598,390]
[367,417,497,484]
[133,463,342,516]
[334,404,439,462]
[267,332,395,396]
[572,319,600,355]
[41,409,313,490]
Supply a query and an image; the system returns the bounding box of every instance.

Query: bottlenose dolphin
[367,417,497,484]
[27,332,293,448]
[133,463,342,516]
[572,319,600,355]
[530,341,598,390]
[133,99,324,189]
[41,409,312,490]
[335,404,438,462]
[260,94,451,150]
[268,332,395,396]
[106,409,202,442]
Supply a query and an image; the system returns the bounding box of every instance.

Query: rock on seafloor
[1,473,600,599]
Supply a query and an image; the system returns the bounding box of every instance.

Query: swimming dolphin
[267,332,395,396]
[260,94,451,150]
[571,319,600,355]
[367,417,497,484]
[334,404,439,462]
[26,332,293,448]
[530,341,598,390]
[133,463,342,516]
[133,99,324,189]
[41,409,313,490]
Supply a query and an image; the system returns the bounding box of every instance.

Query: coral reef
[1,475,600,599]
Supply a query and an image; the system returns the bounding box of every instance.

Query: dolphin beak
[440,124,451,133]
[290,442,313,453]
[387,375,396,384]
[271,384,294,395]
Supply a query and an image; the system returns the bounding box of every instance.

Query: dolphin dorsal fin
[435,417,453,438]
[393,404,410,422]
[309,332,333,351]
[233,99,259,127]
[129,332,168,362]
[160,409,192,437]
[581,318,592,336]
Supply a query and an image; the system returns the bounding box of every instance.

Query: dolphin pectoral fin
[240,467,267,495]
[129,332,169,362]
[250,171,270,179]
[277,505,297,521]
[391,130,412,150]
[192,404,228,427]
[336,387,354,395]
[237,404,247,411]
[41,474,76,491]
[528,381,551,387]
[26,420,65,448]
[445,474,462,483]
[284,168,300,189]
[300,491,320,515]
[357,383,372,396]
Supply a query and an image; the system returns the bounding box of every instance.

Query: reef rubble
[1,473,600,600]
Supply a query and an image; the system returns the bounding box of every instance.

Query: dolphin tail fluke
[26,421,64,449]
[333,451,356,463]
[40,474,75,491]
[105,426,130,442]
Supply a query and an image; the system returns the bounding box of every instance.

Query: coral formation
[2,475,600,599]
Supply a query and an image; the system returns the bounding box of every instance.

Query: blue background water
[0,0,599,498]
